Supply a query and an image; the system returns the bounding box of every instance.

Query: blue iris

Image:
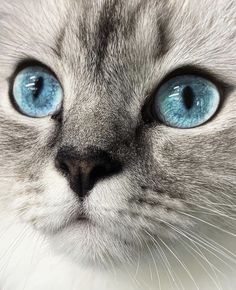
[154,75,220,128]
[13,66,63,118]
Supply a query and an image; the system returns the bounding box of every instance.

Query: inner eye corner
[141,93,158,124]
[51,109,63,122]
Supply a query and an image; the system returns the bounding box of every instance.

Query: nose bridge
[54,88,136,199]
[61,97,134,152]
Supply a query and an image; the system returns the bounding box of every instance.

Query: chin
[49,219,139,268]
[14,171,186,268]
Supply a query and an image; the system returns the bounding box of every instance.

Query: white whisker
[144,229,184,290]
[177,211,236,237]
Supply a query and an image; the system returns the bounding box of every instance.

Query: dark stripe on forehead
[154,20,171,60]
[123,2,144,39]
[92,0,121,71]
[55,26,66,59]
[56,0,171,69]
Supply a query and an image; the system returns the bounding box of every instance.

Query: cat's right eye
[12,66,63,118]
[147,75,221,129]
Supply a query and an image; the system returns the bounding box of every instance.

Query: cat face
[0,0,235,266]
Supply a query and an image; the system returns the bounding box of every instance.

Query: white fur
[1,215,236,290]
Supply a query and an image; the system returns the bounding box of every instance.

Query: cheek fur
[7,164,77,232]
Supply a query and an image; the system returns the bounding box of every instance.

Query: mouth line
[56,215,138,249]
[76,216,89,222]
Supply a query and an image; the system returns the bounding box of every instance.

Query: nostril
[60,161,70,174]
[89,164,109,186]
[55,158,70,175]
[90,160,122,185]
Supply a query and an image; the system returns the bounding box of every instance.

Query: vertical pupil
[28,76,44,99]
[182,86,195,109]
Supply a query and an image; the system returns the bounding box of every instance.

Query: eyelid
[9,59,59,84]
[153,65,232,98]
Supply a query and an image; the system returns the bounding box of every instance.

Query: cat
[0,0,236,289]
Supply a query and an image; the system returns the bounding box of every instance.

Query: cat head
[0,0,235,266]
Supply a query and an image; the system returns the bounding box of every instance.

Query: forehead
[57,0,235,103]
[1,0,234,67]
[0,0,235,104]
[58,0,169,61]
[1,0,235,65]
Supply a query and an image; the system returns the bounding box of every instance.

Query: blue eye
[12,66,63,118]
[154,75,220,128]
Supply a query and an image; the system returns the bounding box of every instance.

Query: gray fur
[0,0,236,270]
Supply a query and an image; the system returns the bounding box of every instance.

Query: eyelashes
[9,61,222,129]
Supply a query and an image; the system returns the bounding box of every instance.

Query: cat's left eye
[148,75,220,128]
[12,66,63,118]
